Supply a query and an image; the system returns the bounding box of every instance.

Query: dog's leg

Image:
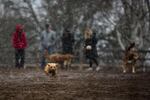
[64,60,67,70]
[66,60,70,70]
[122,63,126,73]
[143,64,146,72]
[67,59,72,70]
[143,67,146,72]
[123,68,126,73]
[132,64,136,73]
[44,71,49,75]
[59,62,64,69]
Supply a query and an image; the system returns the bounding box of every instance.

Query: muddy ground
[0,66,149,100]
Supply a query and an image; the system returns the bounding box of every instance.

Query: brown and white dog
[44,63,59,76]
[122,43,139,73]
[44,50,74,69]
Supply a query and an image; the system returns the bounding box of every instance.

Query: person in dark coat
[61,28,75,69]
[84,28,99,71]
[62,28,74,54]
[92,31,98,58]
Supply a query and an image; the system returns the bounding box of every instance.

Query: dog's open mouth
[49,70,56,76]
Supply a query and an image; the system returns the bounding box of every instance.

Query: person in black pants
[12,24,27,68]
[84,28,99,71]
[61,28,75,69]
[62,28,74,54]
[15,49,25,68]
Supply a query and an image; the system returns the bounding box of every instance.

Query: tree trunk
[116,29,125,50]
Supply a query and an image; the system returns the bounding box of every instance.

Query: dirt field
[0,66,149,100]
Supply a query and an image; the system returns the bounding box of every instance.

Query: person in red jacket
[12,24,27,68]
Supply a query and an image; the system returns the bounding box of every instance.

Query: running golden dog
[44,63,59,76]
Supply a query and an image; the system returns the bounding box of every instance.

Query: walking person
[61,28,75,69]
[92,31,99,58]
[40,23,56,69]
[83,27,99,71]
[12,24,27,68]
[62,28,75,54]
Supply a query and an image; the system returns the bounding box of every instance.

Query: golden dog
[44,63,59,76]
[44,50,74,69]
[122,46,139,73]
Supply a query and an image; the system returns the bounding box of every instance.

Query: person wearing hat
[12,24,27,68]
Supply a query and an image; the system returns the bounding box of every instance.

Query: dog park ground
[0,65,149,100]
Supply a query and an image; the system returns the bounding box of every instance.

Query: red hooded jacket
[12,24,27,49]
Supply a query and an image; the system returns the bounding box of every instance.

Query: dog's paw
[123,70,126,73]
[96,67,101,72]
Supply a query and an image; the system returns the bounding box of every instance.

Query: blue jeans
[40,47,52,69]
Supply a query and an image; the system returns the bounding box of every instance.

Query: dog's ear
[48,64,50,67]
